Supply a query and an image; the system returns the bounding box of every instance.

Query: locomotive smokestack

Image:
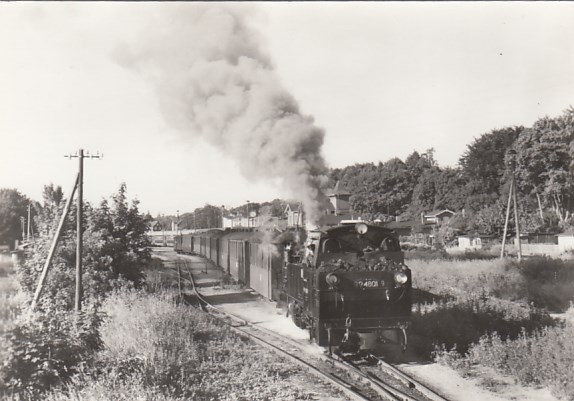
[115,4,329,224]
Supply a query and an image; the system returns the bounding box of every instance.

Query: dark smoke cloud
[115,4,329,224]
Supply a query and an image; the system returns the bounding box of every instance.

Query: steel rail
[368,354,448,401]
[173,254,449,401]
[178,261,375,401]
[327,355,417,401]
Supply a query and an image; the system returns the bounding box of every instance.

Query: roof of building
[327,181,351,196]
[383,220,435,229]
[424,209,455,217]
[284,202,302,212]
[319,213,353,227]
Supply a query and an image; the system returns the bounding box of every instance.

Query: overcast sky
[1,2,573,216]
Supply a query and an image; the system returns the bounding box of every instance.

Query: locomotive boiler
[284,222,411,353]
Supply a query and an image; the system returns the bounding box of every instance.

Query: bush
[512,256,574,312]
[448,249,498,261]
[411,297,557,357]
[435,323,574,400]
[1,305,103,396]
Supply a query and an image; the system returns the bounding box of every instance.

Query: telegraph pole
[512,175,522,261]
[27,204,31,241]
[500,157,522,261]
[31,174,79,310]
[66,149,102,312]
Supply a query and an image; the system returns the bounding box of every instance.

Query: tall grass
[434,320,574,400]
[410,256,574,311]
[410,256,574,400]
[409,258,526,302]
[41,289,319,401]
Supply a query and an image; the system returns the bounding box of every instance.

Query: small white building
[558,233,574,253]
[458,235,483,250]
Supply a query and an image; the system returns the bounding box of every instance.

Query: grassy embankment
[407,254,574,400]
[1,259,333,401]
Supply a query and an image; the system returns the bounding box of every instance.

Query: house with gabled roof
[382,210,456,245]
[421,209,455,225]
[149,220,163,232]
[326,181,351,216]
[284,202,304,228]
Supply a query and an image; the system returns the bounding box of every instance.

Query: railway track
[171,254,450,401]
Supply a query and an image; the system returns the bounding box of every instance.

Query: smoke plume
[117,4,329,224]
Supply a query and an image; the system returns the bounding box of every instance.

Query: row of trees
[331,108,574,235]
[150,105,572,237]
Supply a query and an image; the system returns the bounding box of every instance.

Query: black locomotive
[174,222,411,353]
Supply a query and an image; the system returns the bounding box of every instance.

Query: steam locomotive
[174,222,411,353]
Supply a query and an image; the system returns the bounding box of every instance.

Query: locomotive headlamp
[355,223,368,235]
[394,271,408,285]
[326,273,340,287]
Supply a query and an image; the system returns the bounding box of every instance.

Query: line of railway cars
[174,222,412,353]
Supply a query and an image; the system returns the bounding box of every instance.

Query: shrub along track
[169,254,450,401]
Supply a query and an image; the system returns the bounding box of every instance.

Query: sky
[1,2,573,216]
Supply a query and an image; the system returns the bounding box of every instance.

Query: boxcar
[224,231,252,286]
[182,234,193,254]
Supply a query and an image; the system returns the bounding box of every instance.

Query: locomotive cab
[285,223,411,354]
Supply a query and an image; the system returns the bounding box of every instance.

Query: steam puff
[117,4,329,224]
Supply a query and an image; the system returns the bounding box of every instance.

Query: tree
[0,189,30,249]
[431,167,468,212]
[92,183,150,286]
[409,167,441,215]
[507,111,574,224]
[32,184,65,235]
[459,126,523,196]
[17,183,150,309]
[468,201,506,236]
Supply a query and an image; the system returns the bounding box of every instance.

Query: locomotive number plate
[353,279,383,289]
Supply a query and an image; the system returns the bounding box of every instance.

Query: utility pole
[500,180,513,258]
[246,200,250,228]
[66,149,102,312]
[500,172,522,261]
[27,204,31,241]
[513,176,522,261]
[32,174,79,310]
